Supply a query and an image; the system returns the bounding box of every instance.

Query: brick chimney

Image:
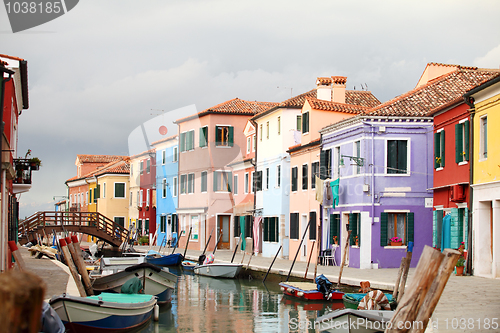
[316,77,332,101]
[331,76,346,104]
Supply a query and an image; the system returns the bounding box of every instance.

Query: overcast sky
[1,0,499,218]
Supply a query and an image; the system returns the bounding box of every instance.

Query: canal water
[136,267,347,333]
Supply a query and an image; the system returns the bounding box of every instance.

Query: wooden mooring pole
[304,241,315,279]
[286,219,311,282]
[59,238,87,297]
[263,245,282,283]
[67,236,94,296]
[337,230,351,288]
[397,241,413,303]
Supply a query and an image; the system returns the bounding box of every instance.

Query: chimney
[331,76,347,104]
[316,77,332,101]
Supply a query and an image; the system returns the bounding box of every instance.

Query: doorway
[217,215,231,249]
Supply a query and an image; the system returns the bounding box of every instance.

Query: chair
[323,246,337,266]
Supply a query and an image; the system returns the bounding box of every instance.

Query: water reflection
[137,267,343,333]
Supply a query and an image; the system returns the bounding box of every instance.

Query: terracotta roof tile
[76,154,127,164]
[175,98,278,123]
[305,97,368,114]
[130,149,155,160]
[278,89,380,109]
[92,158,130,177]
[151,134,178,146]
[367,68,500,117]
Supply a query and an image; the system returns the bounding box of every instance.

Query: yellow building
[465,75,500,278]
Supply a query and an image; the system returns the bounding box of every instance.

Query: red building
[134,150,157,242]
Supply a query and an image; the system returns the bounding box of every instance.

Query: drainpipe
[0,66,14,272]
[250,118,258,254]
[464,96,475,276]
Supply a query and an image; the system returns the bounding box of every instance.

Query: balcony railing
[12,158,38,193]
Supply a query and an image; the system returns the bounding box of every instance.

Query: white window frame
[277,116,281,135]
[247,136,251,154]
[139,190,143,205]
[162,178,167,198]
[244,172,249,194]
[173,146,178,162]
[276,164,281,188]
[146,189,150,206]
[233,174,238,195]
[188,173,195,194]
[266,121,270,139]
[265,167,269,190]
[480,115,487,160]
[173,177,178,197]
[103,182,106,198]
[253,134,256,152]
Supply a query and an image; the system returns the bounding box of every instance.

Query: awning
[233,201,253,215]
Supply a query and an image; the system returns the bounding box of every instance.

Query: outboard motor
[198,254,206,265]
[315,274,333,298]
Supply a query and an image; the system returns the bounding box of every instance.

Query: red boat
[279,281,344,301]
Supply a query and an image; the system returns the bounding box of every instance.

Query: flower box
[390,241,403,246]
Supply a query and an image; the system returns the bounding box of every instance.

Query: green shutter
[380,212,388,246]
[302,112,309,133]
[464,121,470,161]
[229,126,234,147]
[263,217,269,242]
[455,124,463,163]
[319,150,326,179]
[440,130,445,167]
[349,213,357,245]
[180,132,186,152]
[199,127,205,147]
[227,172,232,192]
[330,214,340,244]
[309,212,316,240]
[406,212,414,244]
[434,132,440,169]
[398,140,407,173]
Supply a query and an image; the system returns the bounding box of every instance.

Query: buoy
[154,304,159,321]
[280,287,285,291]
[297,291,304,297]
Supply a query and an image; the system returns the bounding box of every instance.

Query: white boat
[193,263,243,279]
[315,309,394,333]
[91,256,146,277]
[49,292,157,333]
[91,263,177,304]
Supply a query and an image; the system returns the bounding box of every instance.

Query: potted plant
[456,257,465,276]
[333,235,338,246]
[354,235,359,246]
[138,235,149,245]
[390,236,403,246]
[28,157,42,170]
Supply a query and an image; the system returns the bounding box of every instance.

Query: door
[217,215,230,249]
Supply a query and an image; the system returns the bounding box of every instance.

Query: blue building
[152,135,179,247]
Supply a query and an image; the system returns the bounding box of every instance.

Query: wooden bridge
[18,211,128,248]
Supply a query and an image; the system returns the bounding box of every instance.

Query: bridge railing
[19,211,128,245]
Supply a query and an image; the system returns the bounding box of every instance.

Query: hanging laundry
[253,216,262,254]
[330,179,340,209]
[315,175,324,203]
[323,180,333,207]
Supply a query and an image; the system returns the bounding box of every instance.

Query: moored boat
[49,292,157,333]
[91,262,177,304]
[193,262,243,279]
[91,256,146,277]
[315,308,394,333]
[342,292,395,310]
[279,281,344,301]
[181,260,197,270]
[146,252,184,266]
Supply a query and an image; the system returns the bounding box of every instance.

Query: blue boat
[49,293,157,333]
[145,252,184,266]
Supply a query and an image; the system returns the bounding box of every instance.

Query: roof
[67,156,130,183]
[175,98,278,123]
[368,68,500,117]
[287,138,321,153]
[130,149,155,160]
[305,97,368,114]
[76,154,127,164]
[151,134,178,146]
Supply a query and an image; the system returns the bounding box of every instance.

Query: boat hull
[146,253,183,266]
[342,293,394,310]
[279,282,344,301]
[315,309,394,333]
[193,263,243,278]
[181,260,197,270]
[49,293,157,333]
[91,263,177,304]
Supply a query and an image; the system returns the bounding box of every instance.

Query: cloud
[473,44,500,69]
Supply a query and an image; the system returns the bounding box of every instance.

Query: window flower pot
[456,265,464,276]
[391,241,403,246]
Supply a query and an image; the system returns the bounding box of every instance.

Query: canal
[137,267,347,333]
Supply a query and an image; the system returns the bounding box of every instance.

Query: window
[253,170,262,192]
[136,191,139,206]
[213,171,232,192]
[140,161,144,175]
[309,211,316,240]
[253,135,256,151]
[434,131,445,169]
[296,115,302,131]
[263,217,279,242]
[334,146,341,179]
[245,215,253,238]
[259,124,263,141]
[319,149,332,179]
[114,183,125,198]
[329,214,340,245]
[380,212,414,246]
[139,190,143,205]
[276,165,281,188]
[244,173,249,193]
[265,168,269,190]
[103,183,106,198]
[162,150,166,164]
[162,178,167,198]
[266,121,270,139]
[302,164,308,190]
[311,162,319,189]
[234,215,253,238]
[302,112,309,133]
[215,126,234,146]
[291,166,298,192]
[388,139,408,174]
[480,116,487,159]
[180,130,195,152]
[233,174,238,195]
[201,171,207,192]
[355,141,361,174]
[247,137,251,154]
[160,215,166,233]
[188,173,195,193]
[85,191,88,205]
[146,159,150,173]
[146,189,150,206]
[145,219,149,233]
[290,213,299,240]
[277,116,281,135]
[199,126,208,148]
[129,191,132,206]
[349,213,361,246]
[180,174,187,194]
[173,177,178,197]
[173,146,178,162]
[455,120,470,163]
[114,217,125,227]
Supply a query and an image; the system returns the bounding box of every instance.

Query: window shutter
[302,164,308,190]
[319,150,326,179]
[227,172,232,192]
[380,212,388,246]
[269,217,275,242]
[349,214,357,245]
[215,126,221,145]
[199,127,206,147]
[440,130,445,167]
[302,112,309,133]
[180,132,186,152]
[95,185,100,199]
[213,171,218,191]
[406,212,414,244]
[387,140,398,173]
[291,167,297,191]
[464,120,470,161]
[229,126,234,147]
[309,212,316,240]
[263,217,269,242]
[455,124,463,163]
[434,132,440,169]
[398,140,407,173]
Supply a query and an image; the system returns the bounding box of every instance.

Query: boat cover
[121,277,144,294]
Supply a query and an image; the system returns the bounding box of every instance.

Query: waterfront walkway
[20,245,500,333]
